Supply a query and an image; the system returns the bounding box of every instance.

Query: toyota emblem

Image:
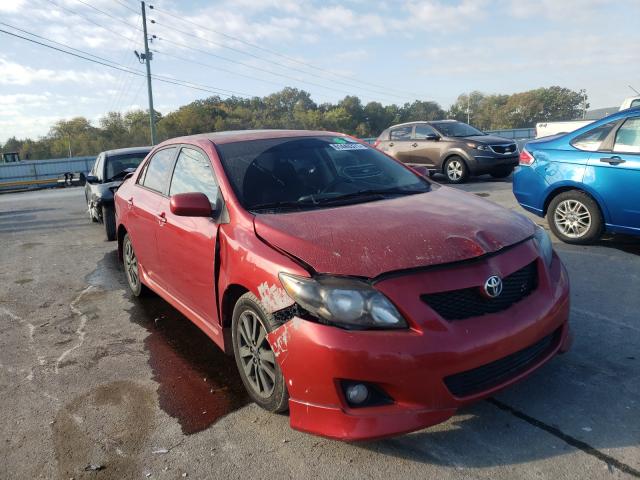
[483,275,503,298]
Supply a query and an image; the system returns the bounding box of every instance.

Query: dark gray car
[85,146,151,240]
[374,120,518,183]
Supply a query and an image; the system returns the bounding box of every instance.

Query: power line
[71,0,143,31]
[151,19,410,102]
[110,0,139,15]
[42,0,137,43]
[150,5,423,99]
[0,27,253,100]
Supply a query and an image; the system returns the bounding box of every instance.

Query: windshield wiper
[249,200,315,212]
[311,187,427,205]
[106,168,136,182]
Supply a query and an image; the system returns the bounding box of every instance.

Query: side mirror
[411,165,430,177]
[85,175,99,184]
[425,134,440,141]
[170,192,213,217]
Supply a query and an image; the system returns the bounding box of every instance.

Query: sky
[1,0,639,143]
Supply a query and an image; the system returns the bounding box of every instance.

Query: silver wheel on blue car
[547,190,603,244]
[231,292,289,412]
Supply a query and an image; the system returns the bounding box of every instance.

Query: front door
[129,147,177,290]
[585,115,640,231]
[156,146,221,326]
[407,124,441,166]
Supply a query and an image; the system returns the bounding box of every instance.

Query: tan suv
[374,120,519,183]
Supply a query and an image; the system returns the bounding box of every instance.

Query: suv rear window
[216,136,430,211]
[390,126,412,141]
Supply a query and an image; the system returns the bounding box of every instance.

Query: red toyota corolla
[114,130,571,440]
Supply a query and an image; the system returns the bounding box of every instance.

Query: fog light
[345,383,369,405]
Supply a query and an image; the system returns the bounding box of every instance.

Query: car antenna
[629,85,640,95]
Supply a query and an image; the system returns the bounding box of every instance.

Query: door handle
[127,197,133,207]
[600,156,625,165]
[412,143,418,147]
[157,212,167,225]
[389,142,394,147]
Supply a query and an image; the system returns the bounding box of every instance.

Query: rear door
[382,125,414,163]
[585,115,640,230]
[156,146,221,325]
[128,147,177,290]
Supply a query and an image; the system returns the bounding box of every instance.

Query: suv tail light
[519,149,534,166]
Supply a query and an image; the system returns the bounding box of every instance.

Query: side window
[169,148,219,203]
[390,126,412,141]
[613,117,640,153]
[570,121,617,152]
[630,99,640,108]
[414,124,437,139]
[141,148,176,193]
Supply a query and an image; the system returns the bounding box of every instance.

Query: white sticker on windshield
[329,143,368,151]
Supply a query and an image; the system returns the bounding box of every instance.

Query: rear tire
[444,156,469,184]
[103,205,116,241]
[547,190,603,244]
[232,293,288,413]
[490,166,514,179]
[122,233,147,297]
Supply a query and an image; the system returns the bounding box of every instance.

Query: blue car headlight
[534,226,553,267]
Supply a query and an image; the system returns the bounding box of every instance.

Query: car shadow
[597,234,640,256]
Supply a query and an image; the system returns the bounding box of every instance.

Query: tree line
[1,86,587,160]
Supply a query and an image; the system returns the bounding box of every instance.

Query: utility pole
[141,1,157,145]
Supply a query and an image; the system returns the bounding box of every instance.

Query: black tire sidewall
[231,293,289,413]
[103,204,116,241]
[444,156,469,184]
[547,191,603,244]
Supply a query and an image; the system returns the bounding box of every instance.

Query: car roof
[160,129,347,147]
[385,120,458,129]
[103,146,152,156]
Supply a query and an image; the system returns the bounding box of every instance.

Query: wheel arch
[441,151,470,173]
[116,223,128,261]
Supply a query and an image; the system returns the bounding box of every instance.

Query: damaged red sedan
[114,130,571,440]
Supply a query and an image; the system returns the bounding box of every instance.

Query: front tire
[232,293,288,413]
[547,190,603,244]
[444,156,469,184]
[103,205,116,241]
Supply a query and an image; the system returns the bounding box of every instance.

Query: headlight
[534,226,553,267]
[279,273,407,330]
[466,142,491,152]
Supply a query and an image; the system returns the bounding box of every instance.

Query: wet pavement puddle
[91,251,249,434]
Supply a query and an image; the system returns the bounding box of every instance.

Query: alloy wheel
[554,199,591,238]
[124,238,140,291]
[236,310,277,398]
[447,160,463,181]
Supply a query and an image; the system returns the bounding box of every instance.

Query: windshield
[431,121,485,137]
[216,136,431,212]
[105,153,148,181]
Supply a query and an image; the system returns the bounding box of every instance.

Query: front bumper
[471,155,519,174]
[266,241,571,441]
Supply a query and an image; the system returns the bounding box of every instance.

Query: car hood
[253,186,535,278]
[464,135,515,145]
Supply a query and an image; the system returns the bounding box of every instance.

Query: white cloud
[0,0,26,12]
[0,57,117,86]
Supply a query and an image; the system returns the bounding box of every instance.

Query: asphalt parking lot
[1,178,639,480]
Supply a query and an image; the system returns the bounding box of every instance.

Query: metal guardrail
[0,156,95,192]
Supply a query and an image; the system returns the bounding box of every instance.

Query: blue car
[513,107,640,244]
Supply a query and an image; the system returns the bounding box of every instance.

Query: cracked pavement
[0,180,638,479]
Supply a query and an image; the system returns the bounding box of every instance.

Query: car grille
[421,261,538,321]
[491,144,517,154]
[443,329,560,397]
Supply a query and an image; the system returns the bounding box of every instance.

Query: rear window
[570,121,617,151]
[216,136,429,211]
